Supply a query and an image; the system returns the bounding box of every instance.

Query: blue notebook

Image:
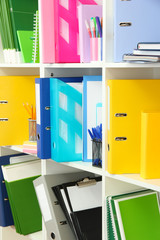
[50,78,83,162]
[114,0,160,62]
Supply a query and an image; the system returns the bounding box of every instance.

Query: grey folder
[33,172,95,240]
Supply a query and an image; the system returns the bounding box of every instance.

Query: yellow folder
[107,79,160,174]
[0,76,37,146]
[141,112,160,179]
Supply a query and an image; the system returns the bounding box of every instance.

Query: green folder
[5,176,42,235]
[17,31,33,63]
[112,190,160,240]
[8,0,38,51]
[2,160,42,235]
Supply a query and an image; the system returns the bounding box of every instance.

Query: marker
[85,20,92,38]
[90,18,96,38]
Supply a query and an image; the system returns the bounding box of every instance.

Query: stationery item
[53,176,102,240]
[2,160,42,235]
[78,5,102,62]
[35,78,51,159]
[0,153,26,227]
[133,49,160,56]
[83,76,102,162]
[22,140,37,154]
[28,118,36,142]
[17,31,33,63]
[90,37,102,61]
[107,79,160,174]
[111,190,160,240]
[0,76,37,146]
[33,172,95,240]
[137,42,160,50]
[141,112,160,179]
[54,0,98,63]
[106,197,116,240]
[114,0,160,62]
[9,154,38,164]
[40,0,55,63]
[123,54,160,63]
[8,0,38,51]
[32,10,39,63]
[50,78,83,162]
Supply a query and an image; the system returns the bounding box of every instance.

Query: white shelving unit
[1,0,160,240]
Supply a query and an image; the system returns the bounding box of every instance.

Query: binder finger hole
[51,232,55,239]
[37,134,40,140]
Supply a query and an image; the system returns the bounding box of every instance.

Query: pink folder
[54,0,99,63]
[78,5,102,63]
[41,0,99,63]
[40,0,55,63]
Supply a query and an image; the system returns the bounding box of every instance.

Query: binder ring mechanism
[0,118,8,121]
[115,137,127,141]
[0,100,8,104]
[77,178,96,187]
[119,22,132,27]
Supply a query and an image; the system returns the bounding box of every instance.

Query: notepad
[113,191,160,240]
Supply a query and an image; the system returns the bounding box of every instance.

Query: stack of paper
[2,160,42,235]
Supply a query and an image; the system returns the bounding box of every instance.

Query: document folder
[33,172,95,240]
[141,112,160,179]
[107,79,160,174]
[114,0,160,62]
[50,78,83,162]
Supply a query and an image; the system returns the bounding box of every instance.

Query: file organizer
[35,78,51,159]
[83,76,102,162]
[0,76,36,146]
[33,172,95,240]
[107,79,160,174]
[114,0,160,62]
[40,0,98,63]
[0,153,25,227]
[50,78,83,162]
[141,112,160,179]
[78,5,102,63]
[35,77,83,160]
[2,160,42,235]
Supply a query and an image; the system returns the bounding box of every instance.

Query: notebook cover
[115,192,160,240]
[141,112,160,179]
[17,31,33,63]
[0,76,37,146]
[107,79,160,174]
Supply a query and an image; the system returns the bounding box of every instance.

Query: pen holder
[28,118,36,142]
[90,37,102,62]
[92,139,102,168]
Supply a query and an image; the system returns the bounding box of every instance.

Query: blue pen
[88,129,94,140]
[95,16,102,38]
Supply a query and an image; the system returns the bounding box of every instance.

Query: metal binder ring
[0,100,8,104]
[45,126,51,130]
[45,106,50,110]
[115,113,127,117]
[119,22,132,27]
[0,118,8,121]
[115,137,127,141]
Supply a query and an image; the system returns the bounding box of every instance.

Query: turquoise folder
[50,79,82,162]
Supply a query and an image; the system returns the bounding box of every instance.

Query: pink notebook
[40,0,55,63]
[78,5,102,63]
[41,0,99,63]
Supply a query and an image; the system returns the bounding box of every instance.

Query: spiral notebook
[32,10,39,63]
